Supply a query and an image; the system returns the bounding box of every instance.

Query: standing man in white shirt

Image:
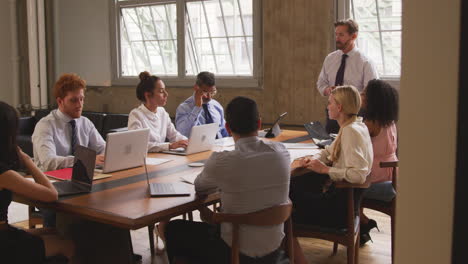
[317,19,379,133]
[165,97,291,264]
[32,73,106,172]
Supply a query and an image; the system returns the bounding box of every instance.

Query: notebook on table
[46,168,111,181]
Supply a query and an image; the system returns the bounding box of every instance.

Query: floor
[10,203,391,264]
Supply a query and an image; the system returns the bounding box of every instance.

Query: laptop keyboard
[152,183,175,194]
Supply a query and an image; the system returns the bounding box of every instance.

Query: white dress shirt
[317,47,379,95]
[32,109,106,172]
[195,136,291,257]
[128,104,187,152]
[314,117,373,183]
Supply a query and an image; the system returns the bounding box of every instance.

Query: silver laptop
[99,128,150,173]
[143,158,191,197]
[162,123,218,156]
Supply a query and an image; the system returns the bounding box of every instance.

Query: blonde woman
[290,86,373,263]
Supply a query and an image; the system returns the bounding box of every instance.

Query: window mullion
[121,9,140,75]
[187,20,199,73]
[218,0,236,74]
[236,0,252,73]
[374,0,387,75]
[350,0,356,20]
[164,4,178,74]
[148,7,169,74]
[132,8,154,73]
[185,2,201,74]
[177,0,186,77]
[201,0,219,73]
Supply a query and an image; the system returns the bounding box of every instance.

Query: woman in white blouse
[128,71,188,152]
[128,71,188,254]
[290,85,373,263]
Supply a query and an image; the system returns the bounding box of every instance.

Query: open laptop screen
[72,145,97,186]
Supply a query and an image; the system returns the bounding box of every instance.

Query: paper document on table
[146,157,171,166]
[282,143,318,149]
[288,149,321,163]
[214,137,235,147]
[180,173,198,185]
[93,173,112,180]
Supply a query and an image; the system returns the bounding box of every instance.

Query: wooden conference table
[14,130,311,263]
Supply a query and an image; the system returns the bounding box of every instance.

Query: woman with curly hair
[359,79,399,245]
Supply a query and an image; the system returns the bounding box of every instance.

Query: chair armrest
[380,160,399,168]
[334,176,371,189]
[380,160,399,190]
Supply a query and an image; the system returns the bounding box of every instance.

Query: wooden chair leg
[391,215,395,264]
[347,242,355,264]
[188,211,193,221]
[28,206,43,229]
[148,225,155,255]
[355,233,360,264]
[332,242,338,256]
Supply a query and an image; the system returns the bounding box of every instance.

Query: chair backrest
[380,160,399,190]
[103,114,129,137]
[212,202,293,264]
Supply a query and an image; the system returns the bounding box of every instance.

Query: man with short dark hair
[317,19,379,133]
[165,97,291,264]
[175,71,229,138]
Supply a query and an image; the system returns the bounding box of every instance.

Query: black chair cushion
[17,135,33,157]
[34,109,52,123]
[293,216,359,235]
[18,117,36,135]
[82,112,106,136]
[102,114,129,138]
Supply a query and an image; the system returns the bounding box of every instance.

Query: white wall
[396,0,460,263]
[0,2,14,105]
[54,0,111,86]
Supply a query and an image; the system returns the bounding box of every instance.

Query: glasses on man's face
[201,90,217,97]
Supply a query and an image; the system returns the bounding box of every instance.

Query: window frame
[335,0,401,86]
[110,0,263,88]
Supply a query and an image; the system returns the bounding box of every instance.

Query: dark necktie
[69,120,77,155]
[202,104,214,124]
[335,54,348,86]
[202,104,219,139]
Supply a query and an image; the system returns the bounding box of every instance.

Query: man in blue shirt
[175,72,229,138]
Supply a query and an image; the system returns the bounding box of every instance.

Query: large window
[112,0,261,87]
[338,0,402,78]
